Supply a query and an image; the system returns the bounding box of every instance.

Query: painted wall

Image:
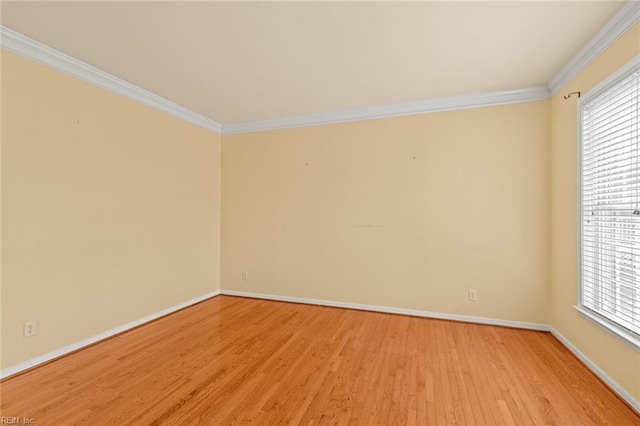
[1,50,221,368]
[222,101,551,325]
[550,23,640,402]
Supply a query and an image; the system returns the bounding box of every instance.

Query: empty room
[1,1,639,424]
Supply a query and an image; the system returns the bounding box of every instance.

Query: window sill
[573,306,640,351]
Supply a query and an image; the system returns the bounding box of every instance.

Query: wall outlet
[24,321,37,338]
[242,271,249,280]
[468,290,477,301]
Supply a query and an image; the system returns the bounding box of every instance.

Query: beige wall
[550,23,640,401]
[222,101,551,325]
[1,50,221,368]
[0,46,4,370]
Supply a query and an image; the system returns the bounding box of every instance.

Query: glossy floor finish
[1,295,638,425]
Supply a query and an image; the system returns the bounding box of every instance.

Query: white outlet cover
[24,321,37,337]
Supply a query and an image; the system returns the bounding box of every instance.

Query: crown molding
[0,26,222,134]
[222,85,550,134]
[4,0,637,136]
[548,0,640,95]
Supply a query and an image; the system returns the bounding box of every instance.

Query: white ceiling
[0,1,626,124]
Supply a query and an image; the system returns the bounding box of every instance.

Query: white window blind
[580,63,640,340]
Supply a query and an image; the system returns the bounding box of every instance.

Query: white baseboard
[1,290,221,379]
[220,289,550,331]
[549,327,640,415]
[4,288,637,416]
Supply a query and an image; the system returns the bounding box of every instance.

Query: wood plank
[1,296,638,425]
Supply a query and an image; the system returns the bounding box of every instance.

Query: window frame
[576,54,640,350]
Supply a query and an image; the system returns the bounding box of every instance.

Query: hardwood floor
[1,295,638,425]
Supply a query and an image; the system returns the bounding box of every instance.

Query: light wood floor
[1,296,638,425]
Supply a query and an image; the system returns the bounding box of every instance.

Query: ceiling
[0,1,626,124]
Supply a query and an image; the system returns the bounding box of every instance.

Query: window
[579,56,640,348]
